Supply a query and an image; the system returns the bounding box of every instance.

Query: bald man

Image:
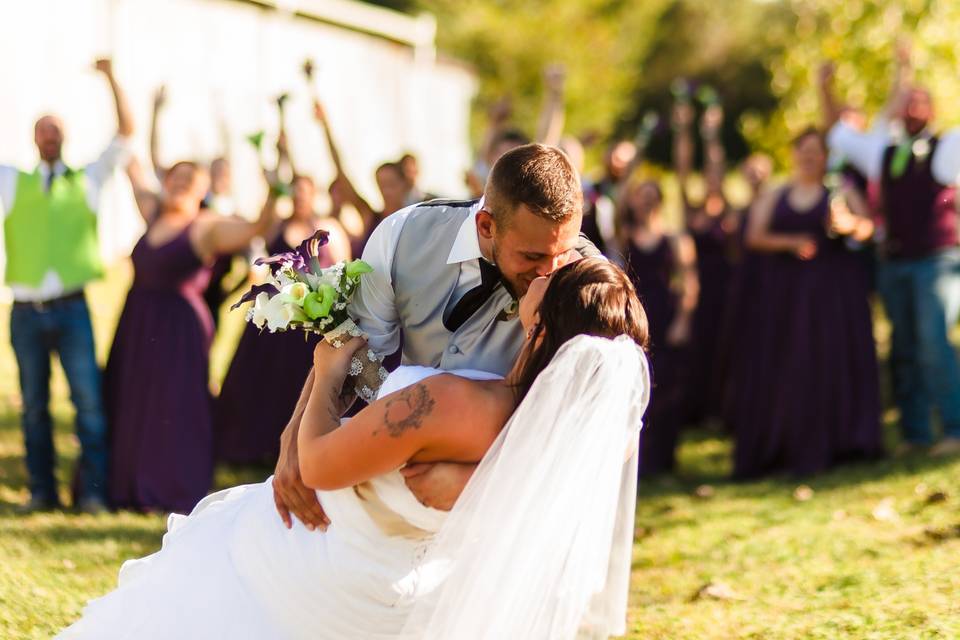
[0,58,133,513]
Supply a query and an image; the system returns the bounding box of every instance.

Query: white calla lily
[281,282,310,306]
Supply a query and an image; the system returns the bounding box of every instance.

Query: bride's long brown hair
[513,258,649,402]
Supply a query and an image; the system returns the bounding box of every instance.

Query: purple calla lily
[254,229,330,276]
[230,282,279,310]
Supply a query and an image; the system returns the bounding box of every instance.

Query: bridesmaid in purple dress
[714,154,773,427]
[731,128,882,479]
[106,158,276,513]
[674,100,740,426]
[214,175,351,465]
[617,178,698,476]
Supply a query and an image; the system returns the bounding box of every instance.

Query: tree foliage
[758,0,960,164]
[366,0,960,169]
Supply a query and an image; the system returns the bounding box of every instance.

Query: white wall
[0,0,475,271]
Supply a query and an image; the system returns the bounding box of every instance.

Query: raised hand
[701,104,724,138]
[302,58,316,81]
[894,37,912,68]
[543,63,566,95]
[94,58,114,78]
[672,101,695,130]
[487,96,512,125]
[313,99,327,124]
[153,84,167,109]
[817,61,835,90]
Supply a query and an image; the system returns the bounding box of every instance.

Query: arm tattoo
[377,383,437,438]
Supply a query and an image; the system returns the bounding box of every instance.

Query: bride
[59,257,651,640]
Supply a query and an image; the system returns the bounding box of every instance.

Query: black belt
[12,290,86,311]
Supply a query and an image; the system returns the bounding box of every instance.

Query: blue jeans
[9,295,108,502]
[877,249,960,444]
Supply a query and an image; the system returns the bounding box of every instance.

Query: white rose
[264,295,296,332]
[251,292,271,329]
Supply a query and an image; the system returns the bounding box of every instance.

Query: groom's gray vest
[391,200,524,376]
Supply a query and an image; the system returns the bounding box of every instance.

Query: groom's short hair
[485,143,582,229]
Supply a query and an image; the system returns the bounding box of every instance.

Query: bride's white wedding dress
[59,335,650,640]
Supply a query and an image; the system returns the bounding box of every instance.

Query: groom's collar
[446,197,485,265]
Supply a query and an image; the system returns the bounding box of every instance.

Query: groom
[273,143,596,529]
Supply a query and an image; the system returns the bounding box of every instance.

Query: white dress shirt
[0,135,132,301]
[350,199,486,357]
[827,121,960,184]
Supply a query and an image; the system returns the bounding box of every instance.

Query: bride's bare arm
[298,338,501,491]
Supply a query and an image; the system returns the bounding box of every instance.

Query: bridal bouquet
[232,230,388,403]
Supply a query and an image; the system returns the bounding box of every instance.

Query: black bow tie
[443,259,504,332]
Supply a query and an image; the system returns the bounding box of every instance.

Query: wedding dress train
[58,335,650,640]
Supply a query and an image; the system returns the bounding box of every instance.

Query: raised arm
[818,62,843,132]
[701,104,727,188]
[276,94,296,178]
[480,98,513,166]
[125,155,160,224]
[95,59,133,138]
[536,64,566,146]
[298,339,497,491]
[149,85,167,181]
[85,59,136,188]
[672,100,696,216]
[192,192,277,261]
[876,40,913,129]
[313,100,376,226]
[666,233,699,346]
[317,217,353,263]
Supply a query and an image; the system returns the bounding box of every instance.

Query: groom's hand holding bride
[400,463,476,511]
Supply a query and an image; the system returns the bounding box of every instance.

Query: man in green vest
[0,58,133,513]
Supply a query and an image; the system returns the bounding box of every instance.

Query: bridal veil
[400,334,650,640]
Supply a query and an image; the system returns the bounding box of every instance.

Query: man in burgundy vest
[827,85,960,457]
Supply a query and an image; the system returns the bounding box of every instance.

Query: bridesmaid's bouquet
[232,230,388,403]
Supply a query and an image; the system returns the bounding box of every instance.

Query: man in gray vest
[272,143,596,530]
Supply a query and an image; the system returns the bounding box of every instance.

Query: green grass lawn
[1,263,959,639]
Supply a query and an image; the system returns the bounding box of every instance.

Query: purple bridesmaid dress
[687,213,736,423]
[106,224,214,513]
[730,188,883,479]
[212,223,330,465]
[626,236,687,476]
